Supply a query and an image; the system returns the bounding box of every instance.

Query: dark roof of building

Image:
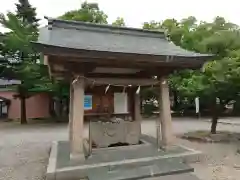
[37,18,212,59]
[0,96,10,103]
[0,79,21,86]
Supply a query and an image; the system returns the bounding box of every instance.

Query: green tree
[168,17,240,133]
[15,0,39,29]
[112,17,125,27]
[143,20,162,30]
[144,17,240,133]
[59,1,108,24]
[0,6,50,124]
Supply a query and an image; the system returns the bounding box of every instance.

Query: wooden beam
[49,55,159,69]
[52,64,66,71]
[85,78,159,86]
[47,54,192,80]
[50,66,174,80]
[50,55,195,69]
[85,72,151,79]
[48,57,96,74]
[48,55,176,75]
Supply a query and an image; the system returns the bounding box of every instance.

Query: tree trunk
[20,97,27,124]
[59,99,63,116]
[211,116,218,134]
[210,100,218,134]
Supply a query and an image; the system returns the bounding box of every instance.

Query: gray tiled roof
[37,18,212,58]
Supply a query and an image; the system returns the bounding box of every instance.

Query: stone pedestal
[90,121,140,148]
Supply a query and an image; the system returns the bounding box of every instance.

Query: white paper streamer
[136,86,141,94]
[72,76,80,84]
[91,80,95,87]
[162,80,166,85]
[105,84,110,93]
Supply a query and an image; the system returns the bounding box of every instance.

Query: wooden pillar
[128,88,135,120]
[70,77,85,160]
[157,77,174,148]
[68,83,73,144]
[134,93,142,135]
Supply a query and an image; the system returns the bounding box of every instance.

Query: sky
[0,0,239,32]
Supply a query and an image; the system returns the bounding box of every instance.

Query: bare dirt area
[0,118,240,180]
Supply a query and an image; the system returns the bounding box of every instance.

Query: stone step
[88,159,194,180]
[105,157,188,172]
[142,173,200,180]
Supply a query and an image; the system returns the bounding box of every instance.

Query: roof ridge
[47,18,166,39]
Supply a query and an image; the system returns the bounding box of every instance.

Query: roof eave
[32,42,211,69]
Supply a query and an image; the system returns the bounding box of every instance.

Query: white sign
[114,93,128,114]
[195,97,199,113]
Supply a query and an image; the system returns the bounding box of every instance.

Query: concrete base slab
[46,141,57,180]
[143,173,200,180]
[46,135,202,180]
[88,159,193,180]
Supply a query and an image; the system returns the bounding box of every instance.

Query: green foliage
[112,17,126,27]
[0,1,51,123]
[0,12,49,91]
[51,81,70,98]
[15,0,39,29]
[0,12,38,59]
[143,20,162,30]
[144,16,240,133]
[166,17,240,101]
[59,1,108,24]
[141,87,158,115]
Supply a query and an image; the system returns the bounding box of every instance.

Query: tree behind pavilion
[144,16,240,134]
[0,0,52,124]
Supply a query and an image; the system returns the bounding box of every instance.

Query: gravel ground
[179,139,240,180]
[0,123,67,180]
[0,118,240,180]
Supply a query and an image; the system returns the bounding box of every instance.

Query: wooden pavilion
[34,18,212,161]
